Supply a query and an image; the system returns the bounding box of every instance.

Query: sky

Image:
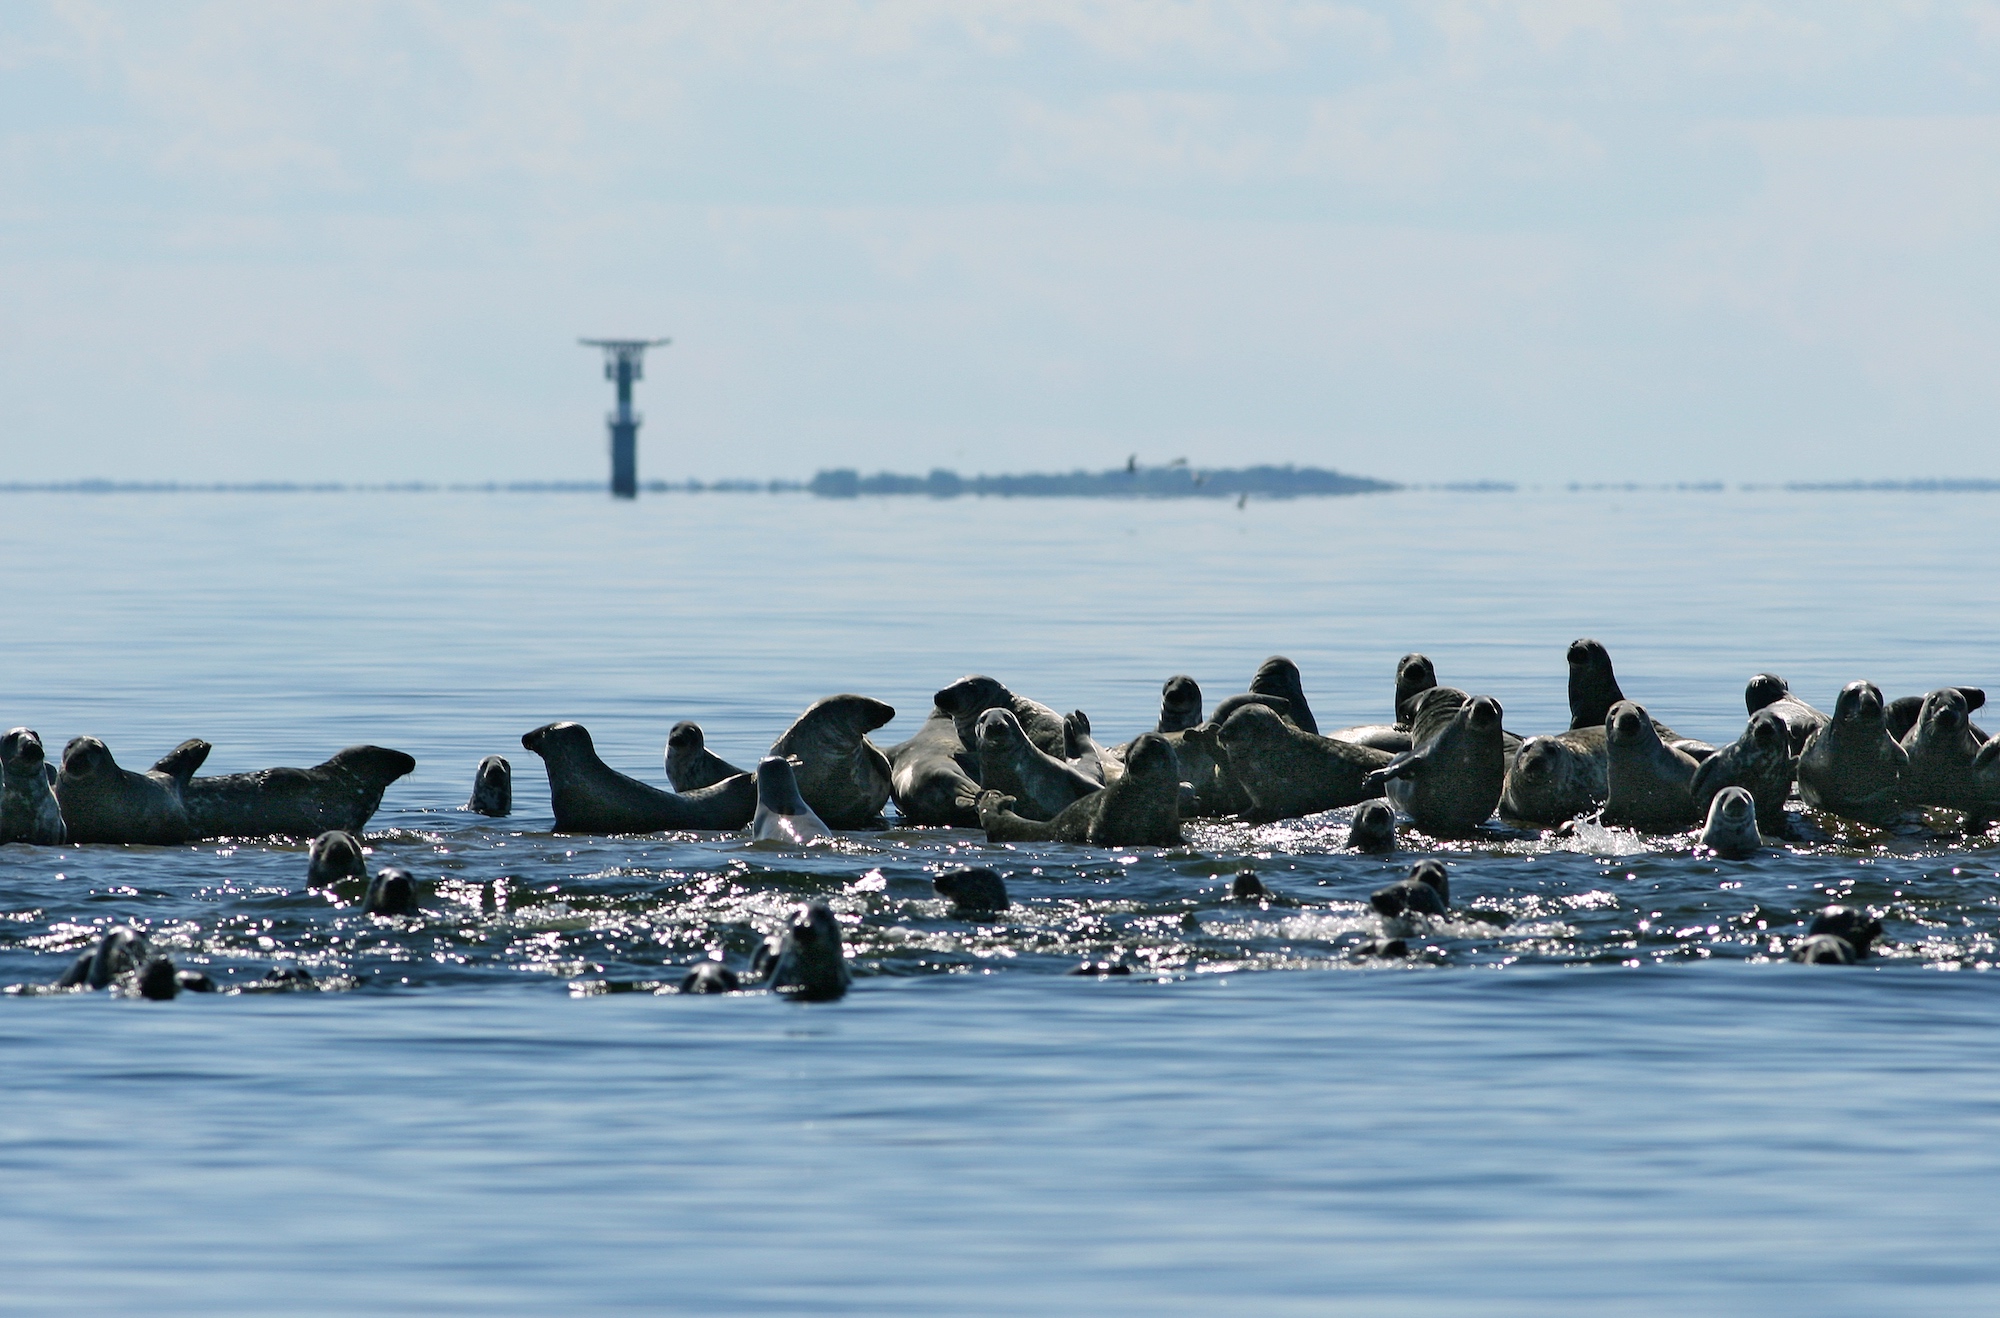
[2,1,1998,485]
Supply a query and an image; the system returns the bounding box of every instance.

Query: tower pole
[580,337,670,499]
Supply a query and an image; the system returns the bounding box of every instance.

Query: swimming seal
[1347,799,1397,853]
[1371,859,1449,918]
[0,728,66,845]
[934,675,1068,762]
[307,829,367,886]
[54,736,197,845]
[934,867,1009,913]
[1157,676,1203,734]
[1689,709,1795,834]
[751,755,834,844]
[54,925,153,989]
[884,706,981,827]
[174,742,416,838]
[363,867,419,915]
[976,708,1100,821]
[1364,689,1506,836]
[1744,674,1829,756]
[1787,905,1883,963]
[1697,786,1763,859]
[1213,703,1390,823]
[1796,682,1906,826]
[977,732,1183,848]
[1601,700,1701,832]
[1229,869,1271,900]
[767,694,894,829]
[1249,656,1319,735]
[467,755,512,817]
[665,722,747,793]
[751,899,851,1001]
[1500,727,1607,827]
[680,961,740,993]
[1567,639,1713,760]
[1899,688,1983,811]
[522,721,757,833]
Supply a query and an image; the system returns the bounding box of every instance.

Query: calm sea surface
[2,487,1997,1314]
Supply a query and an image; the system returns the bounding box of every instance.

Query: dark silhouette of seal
[467,755,512,817]
[1394,653,1438,724]
[1689,709,1795,834]
[1788,905,1883,963]
[1602,700,1701,832]
[751,900,851,1001]
[1365,689,1506,836]
[1697,786,1763,859]
[1157,676,1203,734]
[934,675,1068,761]
[1899,688,1983,810]
[1228,869,1270,900]
[1796,682,1906,826]
[1214,703,1390,823]
[1567,639,1713,760]
[751,755,833,844]
[55,925,153,989]
[768,694,894,829]
[1371,858,1449,918]
[55,736,197,845]
[934,867,1009,913]
[665,722,747,793]
[1062,710,1120,785]
[1158,723,1250,818]
[884,707,981,827]
[1209,692,1293,727]
[1249,656,1318,734]
[1969,738,2000,830]
[1885,687,1986,744]
[364,867,419,915]
[522,721,757,833]
[976,708,1100,821]
[168,742,416,839]
[1500,727,1607,826]
[680,960,740,993]
[1744,674,1829,755]
[1347,799,1397,852]
[307,829,367,886]
[977,732,1183,847]
[1,728,66,845]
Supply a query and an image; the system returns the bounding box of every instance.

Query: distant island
[807,463,1397,500]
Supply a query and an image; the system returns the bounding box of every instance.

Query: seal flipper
[150,739,212,786]
[1363,750,1424,792]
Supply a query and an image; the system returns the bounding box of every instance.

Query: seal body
[1156,676,1203,734]
[1796,682,1906,826]
[1366,689,1506,836]
[1689,710,1795,834]
[664,722,747,793]
[1500,726,1607,826]
[934,675,1068,762]
[884,707,981,827]
[1697,786,1764,859]
[752,900,851,1001]
[934,867,1009,913]
[1568,639,1712,760]
[1249,656,1318,734]
[522,721,757,832]
[1788,905,1882,963]
[1886,687,1985,744]
[977,732,1183,847]
[767,694,894,829]
[55,736,196,845]
[1744,674,1829,755]
[1327,724,1414,755]
[1214,704,1390,823]
[1371,859,1449,918]
[976,708,1100,822]
[1062,710,1121,785]
[1899,688,1983,810]
[467,755,512,817]
[1209,692,1293,727]
[307,829,367,886]
[1157,724,1249,818]
[0,728,66,845]
[751,756,834,844]
[181,744,416,838]
[1347,799,1397,853]
[1602,701,1701,832]
[54,925,153,990]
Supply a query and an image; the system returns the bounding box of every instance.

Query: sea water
[1,487,1996,1314]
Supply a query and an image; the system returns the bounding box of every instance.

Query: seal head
[467,755,512,817]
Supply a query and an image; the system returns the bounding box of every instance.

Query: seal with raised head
[884,706,981,827]
[768,694,894,829]
[1899,688,1984,810]
[1689,709,1795,834]
[306,829,367,886]
[1744,674,1829,756]
[680,960,740,994]
[1697,786,1763,859]
[1326,654,1432,755]
[1249,656,1318,735]
[750,899,851,1001]
[1346,799,1397,853]
[1156,676,1203,734]
[1886,687,1986,744]
[1364,689,1507,836]
[467,755,512,817]
[934,675,1068,761]
[522,721,757,833]
[751,755,834,845]
[1567,639,1713,760]
[1371,858,1449,919]
[1601,700,1701,833]
[1788,905,1883,963]
[976,708,1101,822]
[54,736,197,845]
[364,866,419,915]
[1212,703,1389,823]
[0,728,66,845]
[1796,682,1906,826]
[977,732,1183,848]
[1500,727,1607,827]
[664,722,747,793]
[176,742,416,838]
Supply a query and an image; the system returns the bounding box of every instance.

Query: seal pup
[1364,689,1507,836]
[1696,786,1764,859]
[1601,701,1701,833]
[976,732,1184,848]
[55,736,197,845]
[1886,688,1986,744]
[1213,704,1390,823]
[467,755,512,817]
[1249,656,1318,734]
[750,900,851,1001]
[521,721,757,833]
[664,722,747,794]
[1689,709,1795,834]
[884,707,981,827]
[767,694,894,829]
[1899,688,1984,811]
[680,960,740,994]
[976,708,1101,822]
[934,867,1009,913]
[1156,676,1203,734]
[750,755,834,845]
[1500,727,1607,827]
[934,675,1069,761]
[0,728,66,845]
[1787,905,1883,964]
[1744,674,1829,756]
[177,743,416,839]
[363,867,419,916]
[306,829,367,886]
[1567,639,1713,760]
[1347,799,1397,853]
[1796,682,1906,826]
[1371,859,1449,918]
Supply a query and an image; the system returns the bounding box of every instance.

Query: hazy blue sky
[3,2,1998,483]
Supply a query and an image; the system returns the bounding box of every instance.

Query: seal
[1744,674,1829,755]
[1157,676,1203,734]
[767,694,894,829]
[976,708,1101,821]
[1567,639,1713,760]
[364,866,419,915]
[1159,723,1250,818]
[1689,709,1795,834]
[1969,738,2000,830]
[884,706,981,827]
[0,727,66,845]
[680,960,740,993]
[306,829,367,886]
[1601,700,1701,832]
[466,755,512,817]
[521,721,757,833]
[976,731,1183,847]
[1229,869,1271,900]
[54,735,197,845]
[1787,905,1882,963]
[1796,681,1906,826]
[54,925,153,990]
[1208,692,1293,727]
[1347,798,1397,853]
[1899,688,1984,810]
[1062,710,1121,785]
[934,867,1009,913]
[1213,703,1390,823]
[1371,858,1449,918]
[664,721,747,793]
[176,742,416,838]
[934,675,1069,761]
[751,755,834,844]
[1249,656,1318,734]
[1697,786,1763,859]
[750,899,851,1001]
[1364,689,1507,836]
[1886,687,1986,744]
[1499,727,1607,827]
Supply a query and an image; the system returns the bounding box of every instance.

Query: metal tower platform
[580,337,670,498]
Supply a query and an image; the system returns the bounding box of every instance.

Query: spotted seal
[364,866,419,915]
[1689,709,1795,834]
[976,708,1102,821]
[1567,639,1713,761]
[1213,703,1390,823]
[1886,687,1986,744]
[1743,674,1829,755]
[767,694,895,829]
[884,707,981,827]
[0,728,66,845]
[1796,682,1906,826]
[751,755,834,844]
[1249,656,1318,734]
[306,829,367,886]
[1156,676,1203,734]
[521,721,757,832]
[976,732,1183,847]
[665,722,748,793]
[1364,689,1506,836]
[1899,688,1984,810]
[170,742,416,839]
[54,736,197,845]
[934,675,1068,761]
[750,899,851,1001]
[1696,786,1763,859]
[1499,727,1607,827]
[1346,799,1397,853]
[467,755,512,817]
[1601,700,1701,832]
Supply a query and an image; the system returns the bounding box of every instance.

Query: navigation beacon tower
[580,337,670,498]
